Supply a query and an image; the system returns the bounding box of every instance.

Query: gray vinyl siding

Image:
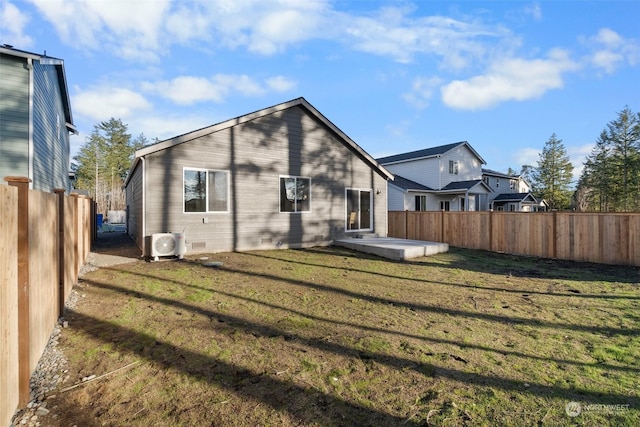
[125,161,143,248]
[31,61,70,192]
[383,157,442,190]
[0,53,30,183]
[388,185,408,211]
[141,105,387,253]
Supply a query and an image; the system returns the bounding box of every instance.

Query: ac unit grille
[154,235,176,255]
[150,233,186,261]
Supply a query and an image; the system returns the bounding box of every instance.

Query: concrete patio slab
[335,237,449,261]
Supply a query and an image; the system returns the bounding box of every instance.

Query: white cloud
[146,74,295,105]
[523,3,542,21]
[72,85,152,121]
[27,0,516,71]
[0,1,33,47]
[266,76,297,92]
[584,28,640,74]
[343,10,512,68]
[511,147,540,168]
[29,0,171,61]
[402,76,442,110]
[441,48,579,110]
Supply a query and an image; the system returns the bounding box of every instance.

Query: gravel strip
[9,289,80,427]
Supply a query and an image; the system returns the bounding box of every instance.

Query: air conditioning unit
[150,232,186,261]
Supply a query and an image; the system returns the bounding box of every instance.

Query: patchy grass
[47,247,638,426]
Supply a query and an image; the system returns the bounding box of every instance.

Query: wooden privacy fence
[389,210,640,267]
[1,177,94,427]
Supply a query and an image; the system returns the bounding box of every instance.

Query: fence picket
[388,211,639,267]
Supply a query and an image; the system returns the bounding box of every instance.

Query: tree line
[516,106,639,212]
[72,118,149,217]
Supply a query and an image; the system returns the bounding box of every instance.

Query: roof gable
[493,192,538,203]
[0,45,75,132]
[377,141,486,165]
[127,97,393,183]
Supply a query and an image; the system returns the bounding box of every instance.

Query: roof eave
[134,97,394,181]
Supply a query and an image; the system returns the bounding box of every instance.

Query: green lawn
[50,247,639,426]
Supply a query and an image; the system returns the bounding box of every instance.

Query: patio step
[335,237,449,261]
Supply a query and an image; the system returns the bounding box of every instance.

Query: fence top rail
[390,210,640,216]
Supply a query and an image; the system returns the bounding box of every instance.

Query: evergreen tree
[607,106,640,211]
[72,118,147,215]
[531,133,574,210]
[577,106,640,211]
[519,164,536,191]
[579,130,612,211]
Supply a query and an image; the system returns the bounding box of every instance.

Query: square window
[280,176,311,212]
[184,169,229,213]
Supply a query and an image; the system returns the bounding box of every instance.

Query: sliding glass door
[346,188,372,231]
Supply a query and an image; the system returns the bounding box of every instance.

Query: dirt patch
[37,247,640,426]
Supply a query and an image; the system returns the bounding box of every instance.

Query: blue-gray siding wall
[0,54,30,183]
[32,61,70,192]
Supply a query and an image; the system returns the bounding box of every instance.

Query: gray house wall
[125,160,143,245]
[128,104,389,254]
[0,49,73,192]
[0,53,30,182]
[32,61,71,192]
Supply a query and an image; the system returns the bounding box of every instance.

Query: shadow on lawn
[63,308,413,426]
[73,265,638,411]
[255,248,640,299]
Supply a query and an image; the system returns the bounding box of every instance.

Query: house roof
[391,176,492,195]
[389,175,434,192]
[441,179,487,191]
[482,168,519,179]
[493,192,538,203]
[0,45,76,133]
[128,97,393,183]
[376,141,486,165]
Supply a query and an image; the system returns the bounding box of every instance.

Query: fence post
[53,189,66,317]
[440,210,444,243]
[4,176,31,407]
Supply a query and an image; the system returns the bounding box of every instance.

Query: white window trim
[345,187,373,232]
[183,167,230,214]
[279,175,312,213]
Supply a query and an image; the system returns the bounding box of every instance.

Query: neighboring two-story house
[377,141,492,211]
[482,168,545,211]
[0,45,76,192]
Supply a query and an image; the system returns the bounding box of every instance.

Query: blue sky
[2,0,639,183]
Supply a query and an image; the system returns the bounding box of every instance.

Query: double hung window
[449,161,459,175]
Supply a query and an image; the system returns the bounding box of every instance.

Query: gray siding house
[378,142,492,212]
[0,45,76,192]
[481,168,545,211]
[124,98,393,255]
